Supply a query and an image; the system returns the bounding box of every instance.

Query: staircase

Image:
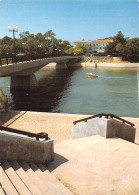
[0,161,73,195]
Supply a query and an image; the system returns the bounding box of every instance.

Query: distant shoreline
[44,62,139,68]
[75,62,139,68]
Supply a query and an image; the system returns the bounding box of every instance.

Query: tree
[0,30,75,57]
[113,31,127,45]
[26,38,38,54]
[0,36,13,55]
[43,30,55,39]
[105,42,116,56]
[124,38,139,62]
[115,43,124,55]
[19,31,30,42]
[73,44,86,55]
[65,47,74,55]
[105,31,127,57]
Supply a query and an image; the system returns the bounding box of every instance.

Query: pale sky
[0,0,139,43]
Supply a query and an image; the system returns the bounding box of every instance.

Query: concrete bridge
[0,56,82,89]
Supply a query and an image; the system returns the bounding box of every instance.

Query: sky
[0,0,139,44]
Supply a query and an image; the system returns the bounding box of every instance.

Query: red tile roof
[73,39,113,43]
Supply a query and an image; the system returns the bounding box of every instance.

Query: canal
[0,67,139,117]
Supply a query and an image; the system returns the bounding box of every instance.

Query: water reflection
[10,68,76,112]
[0,67,139,117]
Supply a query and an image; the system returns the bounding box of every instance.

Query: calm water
[0,67,139,117]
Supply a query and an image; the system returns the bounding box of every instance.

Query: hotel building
[73,39,113,53]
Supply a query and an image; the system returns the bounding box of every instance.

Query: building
[73,39,113,53]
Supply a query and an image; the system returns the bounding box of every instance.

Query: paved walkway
[0,111,139,194]
[0,110,139,144]
[48,135,139,195]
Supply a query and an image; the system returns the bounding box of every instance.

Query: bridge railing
[0,54,51,66]
[0,54,79,66]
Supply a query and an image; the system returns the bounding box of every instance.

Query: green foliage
[105,31,139,62]
[73,44,86,55]
[0,30,73,56]
[113,31,127,45]
[124,38,139,62]
[105,42,116,56]
[65,47,74,55]
[115,43,124,54]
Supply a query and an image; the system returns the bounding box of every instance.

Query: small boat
[86,73,98,78]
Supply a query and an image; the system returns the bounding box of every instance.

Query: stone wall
[0,132,54,164]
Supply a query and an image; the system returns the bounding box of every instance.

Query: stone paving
[0,111,139,194]
[48,135,139,195]
[0,111,139,144]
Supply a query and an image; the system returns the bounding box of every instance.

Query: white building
[73,39,113,53]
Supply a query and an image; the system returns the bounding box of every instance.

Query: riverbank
[43,62,139,69]
[0,110,139,144]
[77,62,139,68]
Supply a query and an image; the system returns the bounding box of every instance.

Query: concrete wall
[72,118,136,143]
[56,62,68,69]
[107,119,136,143]
[10,74,39,89]
[0,132,54,164]
[72,118,107,138]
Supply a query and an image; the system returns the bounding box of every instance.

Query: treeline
[0,30,73,56]
[105,31,139,62]
[0,30,138,62]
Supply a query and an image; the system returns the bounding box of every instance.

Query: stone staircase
[0,161,73,195]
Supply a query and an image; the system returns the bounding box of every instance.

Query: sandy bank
[0,111,139,144]
[42,62,139,69]
[72,62,139,68]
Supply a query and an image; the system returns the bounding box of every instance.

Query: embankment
[74,62,139,68]
[43,62,139,69]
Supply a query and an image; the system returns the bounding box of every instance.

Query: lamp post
[8,25,18,54]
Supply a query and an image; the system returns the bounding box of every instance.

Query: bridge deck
[0,56,81,77]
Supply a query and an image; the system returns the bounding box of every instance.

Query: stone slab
[0,131,54,163]
[72,118,107,138]
[107,119,136,142]
[72,118,136,142]
[48,135,139,195]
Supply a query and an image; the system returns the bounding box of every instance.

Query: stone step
[20,161,52,195]
[10,161,43,195]
[1,160,73,195]
[2,161,31,195]
[0,164,19,195]
[29,162,65,195]
[38,164,73,195]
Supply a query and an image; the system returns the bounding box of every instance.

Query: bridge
[0,56,82,89]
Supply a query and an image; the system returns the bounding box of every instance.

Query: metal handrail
[73,113,135,127]
[107,113,135,127]
[73,113,107,125]
[0,125,48,141]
